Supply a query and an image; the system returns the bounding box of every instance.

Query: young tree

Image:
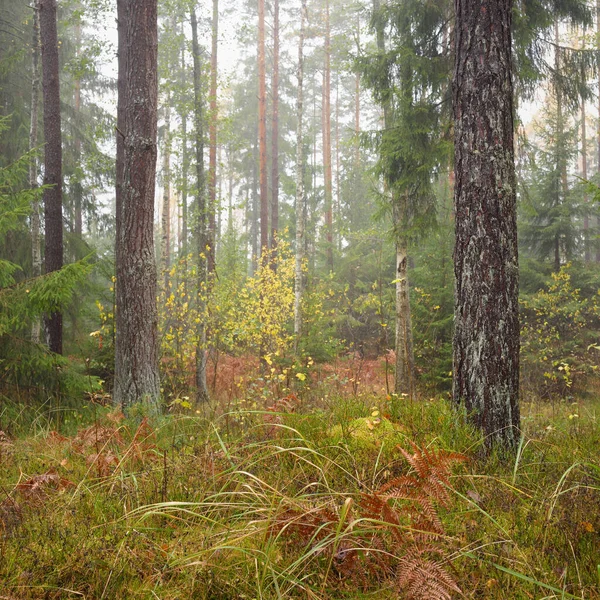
[39,0,63,354]
[191,6,210,402]
[114,0,161,409]
[453,0,520,451]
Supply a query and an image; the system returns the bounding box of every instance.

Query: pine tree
[114,0,161,409]
[453,0,520,452]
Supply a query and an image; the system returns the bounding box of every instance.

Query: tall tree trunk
[208,0,218,275]
[581,42,589,262]
[73,13,83,241]
[597,0,600,262]
[373,0,415,398]
[191,7,210,403]
[258,0,269,261]
[30,0,42,344]
[179,29,189,284]
[554,20,567,272]
[453,0,520,452]
[270,0,280,259]
[354,14,361,168]
[161,98,171,291]
[114,0,160,409]
[39,0,63,355]
[294,0,307,352]
[322,0,333,272]
[250,137,259,273]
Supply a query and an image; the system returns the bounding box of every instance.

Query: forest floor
[1,368,599,599]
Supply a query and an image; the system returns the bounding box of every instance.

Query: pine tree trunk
[322,0,333,272]
[30,0,42,344]
[597,0,600,262]
[294,0,307,351]
[554,20,567,272]
[73,14,83,241]
[114,0,160,409]
[258,0,269,261]
[453,0,520,452]
[191,7,210,403]
[354,15,360,168]
[39,0,63,355]
[179,29,189,284]
[161,98,171,291]
[270,0,280,260]
[581,58,589,262]
[208,0,218,275]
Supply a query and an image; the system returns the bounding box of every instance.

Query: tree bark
[208,0,218,275]
[597,0,600,262]
[322,0,333,272]
[161,97,171,291]
[73,13,83,241]
[453,0,520,452]
[270,0,280,260]
[294,0,307,351]
[30,0,42,344]
[258,0,269,261]
[114,0,160,409]
[39,0,63,355]
[191,7,210,403]
[373,0,415,398]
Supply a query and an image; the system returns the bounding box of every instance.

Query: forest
[1,0,600,597]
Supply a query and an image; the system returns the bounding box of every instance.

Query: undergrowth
[0,393,599,599]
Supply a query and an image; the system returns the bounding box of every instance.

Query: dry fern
[269,442,465,598]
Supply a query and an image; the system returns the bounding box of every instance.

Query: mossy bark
[453,0,520,451]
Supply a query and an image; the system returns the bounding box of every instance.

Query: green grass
[0,393,599,599]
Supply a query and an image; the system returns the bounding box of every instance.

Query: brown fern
[268,443,465,598]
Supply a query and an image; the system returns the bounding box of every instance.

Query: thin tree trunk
[208,0,218,275]
[270,0,280,260]
[323,0,333,272]
[597,0,600,262]
[30,0,42,344]
[373,0,415,398]
[114,0,160,409]
[73,14,83,241]
[39,0,63,355]
[354,14,360,167]
[453,0,520,452]
[161,98,171,291]
[581,47,589,262]
[335,76,341,252]
[258,0,268,261]
[251,137,259,273]
[555,20,567,272]
[191,7,209,403]
[294,0,307,351]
